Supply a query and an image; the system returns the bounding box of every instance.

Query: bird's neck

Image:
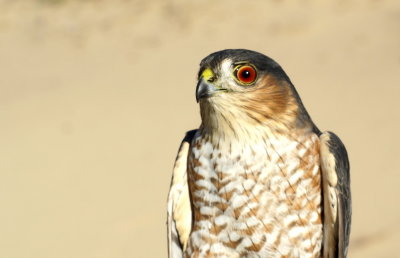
[198,98,315,147]
[202,110,292,147]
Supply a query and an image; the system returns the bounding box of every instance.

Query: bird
[167,49,351,258]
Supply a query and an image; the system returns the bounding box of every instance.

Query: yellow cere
[201,68,214,81]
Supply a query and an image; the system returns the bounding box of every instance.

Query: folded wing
[167,130,196,258]
[320,131,351,258]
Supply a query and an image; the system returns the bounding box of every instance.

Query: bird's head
[195,49,314,137]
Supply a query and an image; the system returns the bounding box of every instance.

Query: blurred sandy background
[1,0,399,257]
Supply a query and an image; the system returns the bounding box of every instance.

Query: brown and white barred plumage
[167,49,351,258]
[186,130,322,257]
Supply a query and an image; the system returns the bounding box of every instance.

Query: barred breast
[185,130,323,258]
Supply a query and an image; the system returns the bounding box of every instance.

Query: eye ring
[234,65,257,85]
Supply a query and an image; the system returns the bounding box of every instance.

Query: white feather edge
[320,132,339,258]
[167,138,192,258]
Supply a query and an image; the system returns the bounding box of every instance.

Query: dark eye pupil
[241,70,251,78]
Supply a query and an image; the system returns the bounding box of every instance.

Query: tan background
[1,0,399,257]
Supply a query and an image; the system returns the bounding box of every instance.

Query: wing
[320,131,351,258]
[167,130,196,258]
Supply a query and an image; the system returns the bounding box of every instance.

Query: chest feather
[185,132,323,257]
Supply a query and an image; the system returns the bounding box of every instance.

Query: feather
[320,131,351,258]
[167,130,196,258]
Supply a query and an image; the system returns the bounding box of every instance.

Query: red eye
[235,65,257,84]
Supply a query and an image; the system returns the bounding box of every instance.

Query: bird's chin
[199,94,237,120]
[199,90,228,102]
[198,94,222,107]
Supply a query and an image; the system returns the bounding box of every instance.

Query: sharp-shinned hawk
[167,49,351,258]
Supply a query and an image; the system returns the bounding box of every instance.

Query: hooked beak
[195,78,226,103]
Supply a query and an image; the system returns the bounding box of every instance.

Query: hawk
[167,49,351,258]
